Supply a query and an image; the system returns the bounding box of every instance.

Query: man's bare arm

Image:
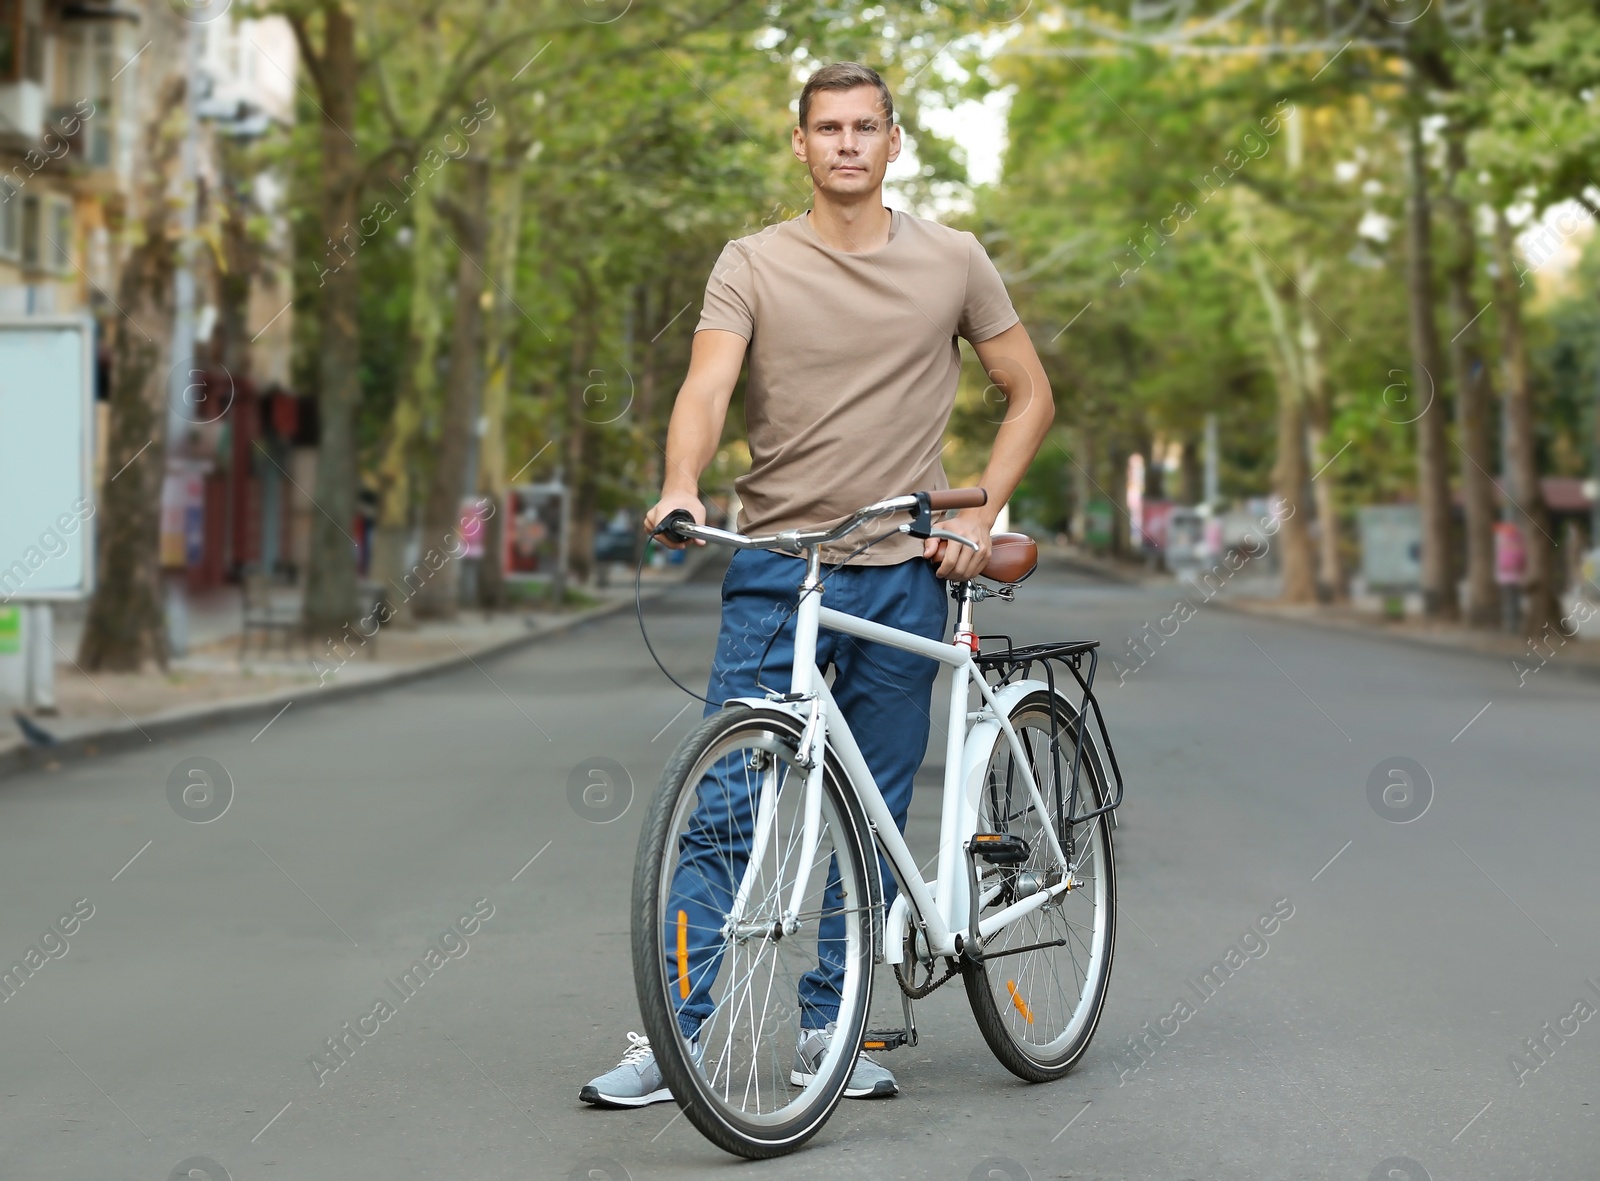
[645,329,748,547]
[925,320,1057,580]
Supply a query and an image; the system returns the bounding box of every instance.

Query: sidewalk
[1214,593,1600,683]
[1,559,703,780]
[1044,541,1600,681]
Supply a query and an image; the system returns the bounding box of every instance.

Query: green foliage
[261,0,1600,550]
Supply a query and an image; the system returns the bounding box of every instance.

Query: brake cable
[634,515,908,707]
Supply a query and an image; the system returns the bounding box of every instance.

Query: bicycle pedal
[862,1030,910,1052]
[970,833,1031,865]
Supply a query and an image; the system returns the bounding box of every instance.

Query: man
[580,61,1054,1107]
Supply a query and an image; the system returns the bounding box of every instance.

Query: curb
[1209,596,1600,687]
[0,593,650,783]
[1040,546,1170,587]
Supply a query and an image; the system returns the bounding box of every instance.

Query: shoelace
[618,1031,653,1067]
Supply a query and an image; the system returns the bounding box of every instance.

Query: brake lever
[900,523,980,552]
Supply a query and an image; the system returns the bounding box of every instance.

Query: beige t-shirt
[695,208,1020,564]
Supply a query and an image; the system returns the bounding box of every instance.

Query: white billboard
[0,316,96,601]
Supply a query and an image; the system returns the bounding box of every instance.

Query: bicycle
[632,488,1124,1158]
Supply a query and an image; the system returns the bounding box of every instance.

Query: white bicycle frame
[721,544,1082,964]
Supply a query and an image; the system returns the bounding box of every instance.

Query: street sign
[506,483,567,581]
[1358,504,1423,591]
[0,316,96,601]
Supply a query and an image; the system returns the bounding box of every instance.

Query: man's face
[793,85,901,198]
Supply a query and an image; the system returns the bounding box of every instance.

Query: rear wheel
[963,689,1116,1081]
[632,706,875,1159]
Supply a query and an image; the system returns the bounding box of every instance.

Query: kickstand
[863,980,919,1052]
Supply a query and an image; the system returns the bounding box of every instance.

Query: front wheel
[963,688,1117,1081]
[632,706,876,1159]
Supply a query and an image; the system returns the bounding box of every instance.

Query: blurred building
[0,1,308,592]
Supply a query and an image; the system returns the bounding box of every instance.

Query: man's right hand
[644,494,707,549]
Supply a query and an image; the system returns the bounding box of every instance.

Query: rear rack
[973,636,1126,828]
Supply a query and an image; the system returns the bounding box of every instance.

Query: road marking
[1311,839,1352,883]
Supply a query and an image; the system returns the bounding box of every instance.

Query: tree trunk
[565,294,599,586]
[1105,434,1131,560]
[1071,426,1093,547]
[370,190,444,625]
[215,140,256,379]
[1492,210,1562,639]
[412,153,491,619]
[77,70,188,671]
[1298,268,1344,602]
[476,152,525,611]
[298,3,362,639]
[1179,438,1202,505]
[631,279,661,563]
[1247,251,1317,604]
[1444,130,1498,628]
[1403,83,1459,620]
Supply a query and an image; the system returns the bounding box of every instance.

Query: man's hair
[797,62,894,131]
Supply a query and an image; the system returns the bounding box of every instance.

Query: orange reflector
[676,910,690,999]
[974,834,1000,841]
[1006,979,1034,1025]
[864,1040,885,1050]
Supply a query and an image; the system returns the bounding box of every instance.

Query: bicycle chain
[893,955,962,999]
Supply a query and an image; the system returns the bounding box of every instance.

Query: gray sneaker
[580,1031,677,1108]
[790,1022,899,1098]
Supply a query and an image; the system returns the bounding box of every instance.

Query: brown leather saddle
[981,532,1038,585]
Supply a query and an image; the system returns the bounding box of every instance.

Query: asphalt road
[3,553,1597,1181]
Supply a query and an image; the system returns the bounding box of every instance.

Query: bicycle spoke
[972,703,1114,1061]
[649,718,871,1129]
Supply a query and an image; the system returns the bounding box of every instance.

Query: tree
[286,2,364,638]
[1441,126,1500,627]
[1401,47,1459,621]
[78,7,191,671]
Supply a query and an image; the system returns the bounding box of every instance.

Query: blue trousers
[667,550,949,1037]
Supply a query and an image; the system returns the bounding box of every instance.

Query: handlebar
[655,488,987,555]
[925,487,988,511]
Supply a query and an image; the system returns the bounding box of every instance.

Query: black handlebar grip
[658,509,696,540]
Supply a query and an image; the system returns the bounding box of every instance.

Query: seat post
[952,581,978,653]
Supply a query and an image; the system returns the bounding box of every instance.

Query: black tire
[631,705,877,1159]
[963,688,1117,1082]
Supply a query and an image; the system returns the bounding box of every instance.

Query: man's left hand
[923,509,994,581]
